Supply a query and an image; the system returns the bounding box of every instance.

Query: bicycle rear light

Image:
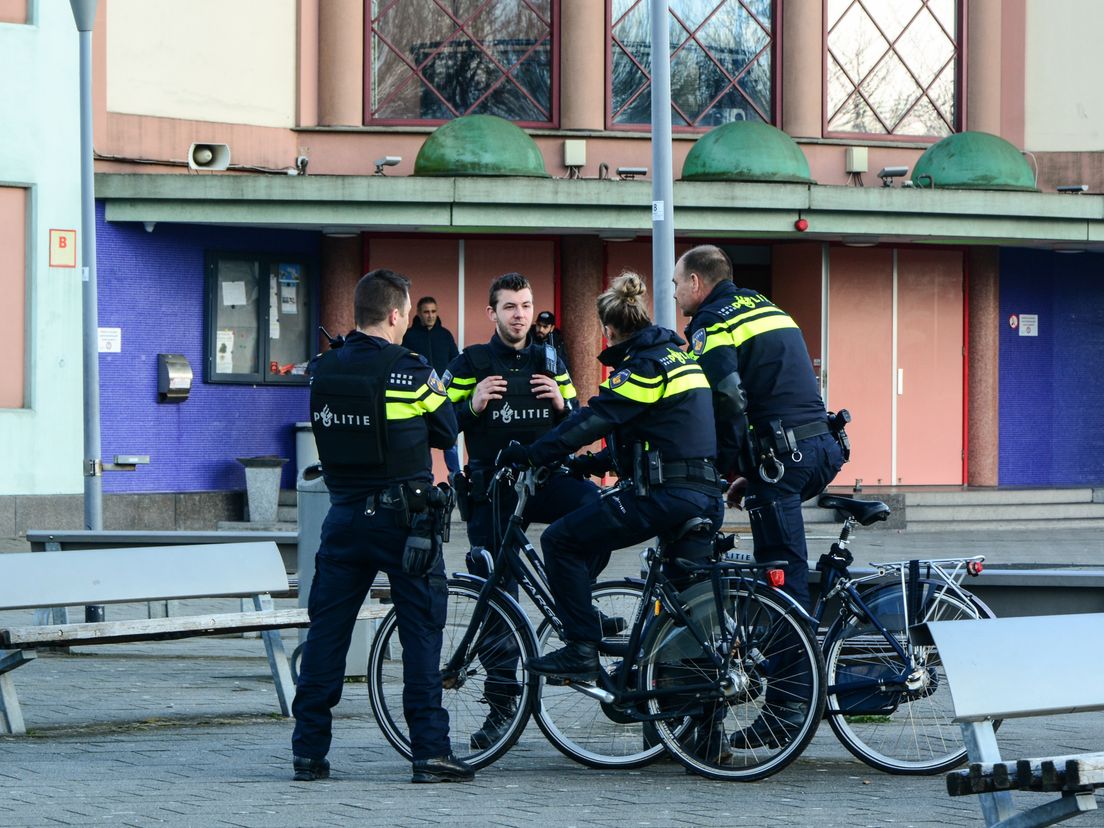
[967,561,983,576]
[767,569,785,588]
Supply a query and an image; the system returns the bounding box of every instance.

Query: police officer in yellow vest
[444,272,613,750]
[292,269,474,784]
[498,273,724,680]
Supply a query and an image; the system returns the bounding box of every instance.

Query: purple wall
[96,204,319,493]
[999,248,1104,486]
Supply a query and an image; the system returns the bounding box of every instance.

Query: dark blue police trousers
[291,499,451,761]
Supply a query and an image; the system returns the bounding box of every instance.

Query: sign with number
[49,229,77,268]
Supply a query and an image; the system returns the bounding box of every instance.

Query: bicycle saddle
[659,517,714,544]
[817,494,891,526]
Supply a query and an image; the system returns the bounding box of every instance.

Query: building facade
[4,0,1104,530]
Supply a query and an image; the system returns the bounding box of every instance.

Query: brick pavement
[1,525,1103,826]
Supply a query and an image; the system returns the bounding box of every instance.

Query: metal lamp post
[650,0,676,330]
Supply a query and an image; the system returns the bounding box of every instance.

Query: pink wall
[827,247,894,487]
[772,243,823,369]
[0,0,26,23]
[0,187,25,409]
[366,238,462,336]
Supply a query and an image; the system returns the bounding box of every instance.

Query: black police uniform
[292,331,458,764]
[444,333,608,744]
[523,325,725,645]
[686,280,844,611]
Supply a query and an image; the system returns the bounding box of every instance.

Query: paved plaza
[2,525,1102,827]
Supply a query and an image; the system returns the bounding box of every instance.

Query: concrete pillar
[560,236,605,400]
[967,0,1002,135]
[318,0,364,125]
[320,237,362,347]
[560,0,606,130]
[781,0,823,138]
[967,248,1000,487]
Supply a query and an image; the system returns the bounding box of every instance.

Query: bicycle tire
[641,580,826,781]
[823,580,996,775]
[366,577,537,771]
[532,580,677,769]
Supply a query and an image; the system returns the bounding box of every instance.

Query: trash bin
[296,465,371,676]
[237,455,289,523]
[294,422,319,478]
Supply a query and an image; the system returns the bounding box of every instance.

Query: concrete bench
[921,613,1104,827]
[0,541,386,735]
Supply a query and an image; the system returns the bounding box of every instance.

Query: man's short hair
[488,272,531,310]
[680,245,733,286]
[416,296,437,310]
[354,269,411,328]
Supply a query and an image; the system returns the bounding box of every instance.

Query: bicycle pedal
[544,675,571,687]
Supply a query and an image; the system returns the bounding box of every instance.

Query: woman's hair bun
[615,271,647,300]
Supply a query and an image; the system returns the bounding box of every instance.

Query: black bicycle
[366,465,826,780]
[811,493,995,774]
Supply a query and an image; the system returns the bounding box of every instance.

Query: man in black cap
[531,310,569,370]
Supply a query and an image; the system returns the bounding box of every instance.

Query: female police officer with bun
[497,272,724,681]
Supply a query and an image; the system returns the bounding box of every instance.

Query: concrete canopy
[681,122,815,184]
[413,114,550,178]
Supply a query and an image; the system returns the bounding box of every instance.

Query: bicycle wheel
[367,577,537,770]
[824,582,995,774]
[640,580,825,781]
[532,580,675,769]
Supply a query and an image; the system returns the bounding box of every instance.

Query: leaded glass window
[826,0,960,138]
[367,0,556,126]
[610,0,776,130]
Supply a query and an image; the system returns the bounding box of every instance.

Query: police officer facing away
[673,245,844,749]
[498,273,724,681]
[444,272,611,749]
[292,269,474,784]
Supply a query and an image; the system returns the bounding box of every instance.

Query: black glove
[566,451,606,479]
[496,442,532,468]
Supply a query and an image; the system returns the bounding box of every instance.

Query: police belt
[364,481,434,524]
[659,459,720,486]
[754,418,830,456]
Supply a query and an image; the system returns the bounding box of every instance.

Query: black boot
[411,752,476,783]
[470,697,519,750]
[292,755,330,781]
[526,641,600,681]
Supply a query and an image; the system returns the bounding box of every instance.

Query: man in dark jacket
[403,297,461,473]
[530,310,570,371]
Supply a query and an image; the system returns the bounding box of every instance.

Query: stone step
[909,502,1104,522]
[906,488,1097,507]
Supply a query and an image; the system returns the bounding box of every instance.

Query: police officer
[292,269,474,784]
[498,272,724,682]
[673,244,845,748]
[444,272,611,750]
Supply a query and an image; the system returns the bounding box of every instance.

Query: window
[826,0,961,139]
[0,186,27,409]
[366,0,557,126]
[610,0,776,130]
[205,254,314,386]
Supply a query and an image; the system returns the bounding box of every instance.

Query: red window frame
[822,0,965,143]
[606,0,781,132]
[363,0,560,128]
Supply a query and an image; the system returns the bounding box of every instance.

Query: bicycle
[810,493,995,775]
[366,464,826,780]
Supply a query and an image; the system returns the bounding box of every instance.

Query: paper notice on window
[216,329,235,373]
[281,283,299,315]
[222,280,247,306]
[270,317,280,340]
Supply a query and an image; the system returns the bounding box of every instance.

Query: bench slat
[948,752,1104,796]
[2,605,388,647]
[0,543,289,609]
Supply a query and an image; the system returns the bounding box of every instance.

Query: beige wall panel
[107,0,297,127]
[1024,0,1104,151]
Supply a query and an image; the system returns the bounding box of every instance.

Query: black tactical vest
[463,343,558,462]
[309,345,425,478]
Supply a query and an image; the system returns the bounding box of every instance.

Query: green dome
[414,114,549,178]
[681,122,813,184]
[912,131,1036,191]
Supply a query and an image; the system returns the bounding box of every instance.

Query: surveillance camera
[373,156,402,175]
[616,166,648,180]
[1057,184,1088,193]
[877,166,909,187]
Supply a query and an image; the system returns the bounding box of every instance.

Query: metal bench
[921,613,1104,827]
[0,541,386,735]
